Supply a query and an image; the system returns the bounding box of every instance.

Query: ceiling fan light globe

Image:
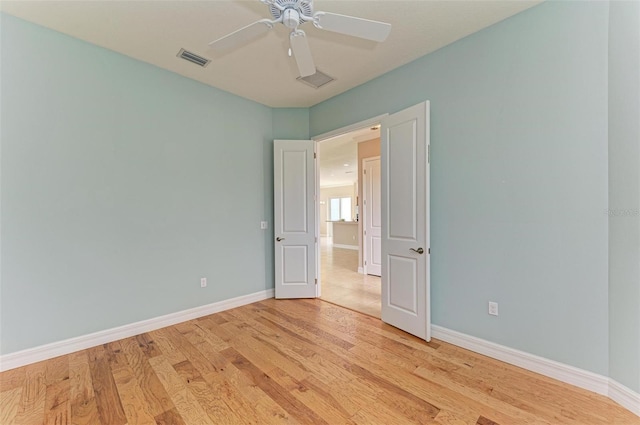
[283,9,300,29]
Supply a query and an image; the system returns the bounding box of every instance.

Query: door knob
[410,247,424,254]
[276,237,285,242]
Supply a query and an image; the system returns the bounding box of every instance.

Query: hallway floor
[319,237,381,318]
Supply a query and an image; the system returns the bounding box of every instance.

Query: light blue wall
[272,108,310,140]
[0,14,274,354]
[311,2,610,375]
[608,1,640,392]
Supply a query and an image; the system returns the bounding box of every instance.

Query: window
[329,197,352,221]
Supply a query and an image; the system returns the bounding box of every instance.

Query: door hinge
[428,248,431,254]
[364,230,366,235]
[364,261,367,265]
[314,152,317,159]
[364,169,366,174]
[315,278,318,285]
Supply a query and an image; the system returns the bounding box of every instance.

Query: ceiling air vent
[296,69,335,89]
[177,48,210,67]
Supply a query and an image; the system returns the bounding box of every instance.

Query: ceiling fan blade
[314,12,391,42]
[208,19,273,52]
[290,31,316,77]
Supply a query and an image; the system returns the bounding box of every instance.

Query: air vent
[296,69,335,89]
[177,49,210,67]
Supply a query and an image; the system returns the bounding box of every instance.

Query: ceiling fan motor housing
[269,0,313,22]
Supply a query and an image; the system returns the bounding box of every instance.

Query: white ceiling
[1,0,541,108]
[319,125,379,188]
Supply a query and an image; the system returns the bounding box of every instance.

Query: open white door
[381,102,430,340]
[363,157,382,276]
[274,140,317,299]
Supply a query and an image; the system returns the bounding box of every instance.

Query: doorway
[274,102,431,340]
[316,124,382,317]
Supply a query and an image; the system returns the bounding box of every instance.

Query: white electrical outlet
[260,221,268,230]
[488,301,499,316]
[201,277,207,288]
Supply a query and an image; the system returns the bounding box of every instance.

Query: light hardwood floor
[1,299,638,424]
[320,237,381,318]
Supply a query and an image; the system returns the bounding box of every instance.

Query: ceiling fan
[208,0,392,78]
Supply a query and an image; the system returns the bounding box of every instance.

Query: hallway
[319,237,381,318]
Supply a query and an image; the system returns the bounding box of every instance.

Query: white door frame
[311,114,389,298]
[362,155,381,276]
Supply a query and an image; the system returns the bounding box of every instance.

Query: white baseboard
[0,288,274,372]
[609,378,640,417]
[358,267,364,274]
[333,243,358,250]
[431,325,639,417]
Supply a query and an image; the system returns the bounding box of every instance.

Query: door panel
[364,157,382,276]
[282,151,309,232]
[381,102,430,340]
[388,255,417,313]
[274,140,317,299]
[388,121,417,240]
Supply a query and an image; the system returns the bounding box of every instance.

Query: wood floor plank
[13,362,47,425]
[148,355,215,425]
[0,386,22,424]
[110,345,157,425]
[148,328,188,365]
[193,318,232,351]
[1,299,638,425]
[298,375,360,418]
[477,415,500,425]
[252,316,358,386]
[120,336,175,417]
[68,351,101,425]
[149,356,213,424]
[44,355,69,386]
[433,409,478,425]
[0,366,26,393]
[135,333,163,359]
[43,377,71,425]
[221,318,311,382]
[350,400,416,425]
[154,407,187,425]
[157,325,221,379]
[288,376,357,425]
[173,359,245,424]
[87,345,127,425]
[255,304,355,351]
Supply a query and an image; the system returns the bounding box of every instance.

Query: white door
[381,102,430,340]
[363,157,382,276]
[274,140,317,299]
